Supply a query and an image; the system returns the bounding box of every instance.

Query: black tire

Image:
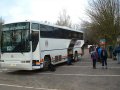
[43,56,56,71]
[48,64,56,72]
[43,56,51,70]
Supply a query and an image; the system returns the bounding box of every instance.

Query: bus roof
[4,20,84,33]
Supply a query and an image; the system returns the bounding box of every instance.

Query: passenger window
[31,23,39,30]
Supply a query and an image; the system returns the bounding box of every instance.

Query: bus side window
[31,23,39,30]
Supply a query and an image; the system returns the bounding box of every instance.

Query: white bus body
[0,21,84,70]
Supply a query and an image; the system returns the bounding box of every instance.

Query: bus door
[67,39,77,59]
[31,30,40,69]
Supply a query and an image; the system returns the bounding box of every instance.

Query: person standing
[89,45,94,54]
[101,46,108,69]
[67,50,73,65]
[91,48,98,69]
[97,46,102,62]
[114,44,120,64]
[74,51,78,62]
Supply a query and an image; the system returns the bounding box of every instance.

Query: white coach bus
[0,21,84,70]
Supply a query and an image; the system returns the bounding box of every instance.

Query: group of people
[67,44,120,68]
[89,45,108,69]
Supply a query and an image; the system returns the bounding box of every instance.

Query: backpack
[91,51,97,59]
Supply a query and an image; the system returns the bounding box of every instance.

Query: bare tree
[82,0,120,45]
[72,24,81,30]
[81,21,97,44]
[56,9,72,28]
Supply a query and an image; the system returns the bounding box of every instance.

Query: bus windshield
[1,22,30,52]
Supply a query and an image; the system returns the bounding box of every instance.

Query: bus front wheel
[44,56,51,69]
[43,56,56,71]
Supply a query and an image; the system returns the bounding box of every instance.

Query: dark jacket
[101,49,108,59]
[115,46,120,54]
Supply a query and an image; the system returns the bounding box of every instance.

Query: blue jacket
[98,48,102,57]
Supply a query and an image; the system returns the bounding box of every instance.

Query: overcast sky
[0,0,89,24]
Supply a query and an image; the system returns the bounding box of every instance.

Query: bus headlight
[26,61,30,63]
[21,61,30,63]
[21,61,26,63]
